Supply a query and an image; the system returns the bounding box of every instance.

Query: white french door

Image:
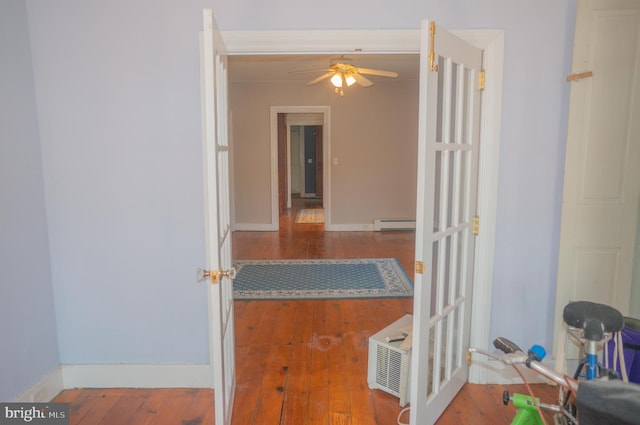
[200,9,236,425]
[410,20,483,424]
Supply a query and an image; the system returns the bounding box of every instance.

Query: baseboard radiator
[374,219,416,231]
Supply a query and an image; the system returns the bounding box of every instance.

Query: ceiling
[227,54,420,84]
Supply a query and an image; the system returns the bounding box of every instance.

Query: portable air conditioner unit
[367,314,413,407]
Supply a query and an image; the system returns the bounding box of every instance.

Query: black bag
[577,380,640,425]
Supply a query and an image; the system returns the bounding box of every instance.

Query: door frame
[270,106,331,230]
[222,29,504,383]
[285,114,325,207]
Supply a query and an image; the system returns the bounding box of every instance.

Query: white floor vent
[367,314,412,407]
[373,219,416,231]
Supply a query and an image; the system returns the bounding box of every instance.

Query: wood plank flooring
[53,383,559,425]
[52,197,558,424]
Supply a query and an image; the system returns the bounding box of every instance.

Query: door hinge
[473,216,479,236]
[429,22,439,72]
[466,351,472,365]
[478,70,485,90]
[415,260,425,274]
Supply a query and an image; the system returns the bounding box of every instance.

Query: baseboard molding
[233,223,278,231]
[13,364,212,401]
[325,223,374,231]
[61,364,212,389]
[483,358,578,385]
[235,222,376,232]
[14,367,64,402]
[17,357,572,402]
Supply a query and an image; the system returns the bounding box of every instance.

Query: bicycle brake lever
[493,337,523,354]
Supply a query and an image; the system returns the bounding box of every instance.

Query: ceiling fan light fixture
[345,73,356,87]
[330,73,343,87]
[296,56,398,96]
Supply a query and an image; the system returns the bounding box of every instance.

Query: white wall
[0,0,60,401]
[230,80,419,228]
[15,0,576,382]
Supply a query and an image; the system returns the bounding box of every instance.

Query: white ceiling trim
[220,29,421,55]
[220,28,504,56]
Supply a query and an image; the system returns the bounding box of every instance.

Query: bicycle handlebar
[469,338,579,393]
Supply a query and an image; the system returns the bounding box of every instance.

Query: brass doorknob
[196,268,211,282]
[196,267,236,284]
[222,267,237,280]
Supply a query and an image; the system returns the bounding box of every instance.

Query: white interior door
[410,20,483,424]
[554,0,640,356]
[201,9,236,425]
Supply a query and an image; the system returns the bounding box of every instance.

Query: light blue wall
[0,0,60,401]
[18,0,575,369]
[25,0,213,364]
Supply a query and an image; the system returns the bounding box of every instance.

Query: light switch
[332,157,338,165]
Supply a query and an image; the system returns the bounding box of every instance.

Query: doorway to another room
[223,27,505,424]
[233,106,416,424]
[287,123,324,228]
[274,108,329,230]
[293,125,323,200]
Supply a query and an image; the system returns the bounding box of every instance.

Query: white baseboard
[14,367,64,402]
[373,219,416,231]
[483,358,578,385]
[61,364,212,389]
[234,223,376,232]
[233,223,278,231]
[325,223,374,231]
[14,364,212,401]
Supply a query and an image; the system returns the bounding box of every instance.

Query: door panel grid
[414,24,482,418]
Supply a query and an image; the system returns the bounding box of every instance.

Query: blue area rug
[232,258,413,300]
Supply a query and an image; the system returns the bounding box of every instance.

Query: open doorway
[279,113,325,229]
[231,79,417,422]
[271,106,331,230]
[223,28,504,423]
[292,125,323,201]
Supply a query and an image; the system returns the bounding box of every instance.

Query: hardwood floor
[53,383,558,424]
[233,197,416,424]
[232,197,415,277]
[52,198,558,424]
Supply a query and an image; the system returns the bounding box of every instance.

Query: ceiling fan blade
[353,73,374,87]
[356,67,399,78]
[307,72,334,85]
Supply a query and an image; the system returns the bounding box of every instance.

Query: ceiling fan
[290,56,399,96]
